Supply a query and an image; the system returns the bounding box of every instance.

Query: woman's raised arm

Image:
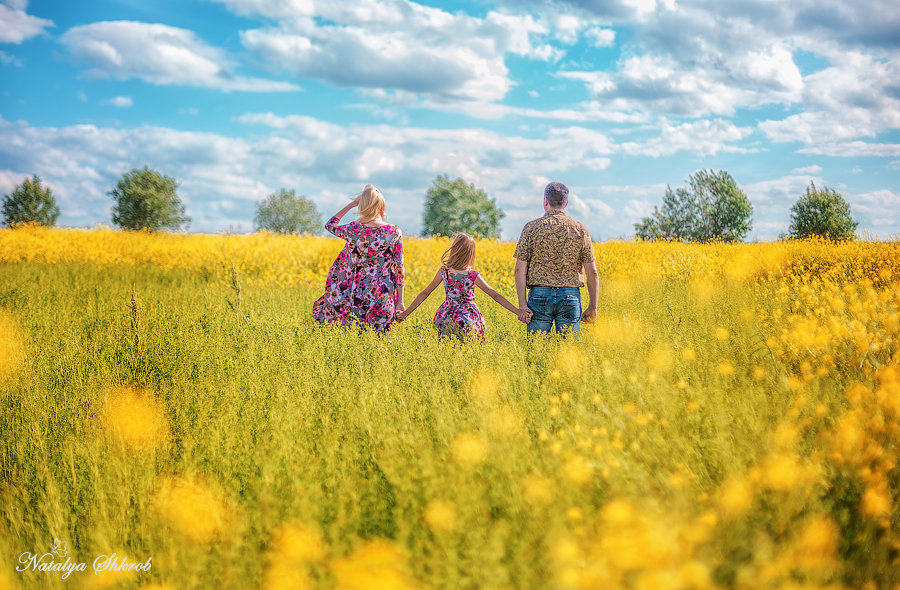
[324,198,360,238]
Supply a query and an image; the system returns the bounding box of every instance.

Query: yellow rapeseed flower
[678,560,712,590]
[268,522,326,563]
[861,482,892,518]
[647,345,674,373]
[555,343,588,376]
[522,473,554,506]
[451,433,488,467]
[485,405,523,438]
[423,499,456,533]
[153,475,229,543]
[262,564,314,590]
[790,515,839,570]
[715,327,730,341]
[717,477,755,518]
[717,362,734,377]
[331,539,419,590]
[467,369,500,405]
[681,347,697,362]
[101,386,169,452]
[561,454,594,486]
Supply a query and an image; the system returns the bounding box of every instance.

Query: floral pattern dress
[433,267,486,340]
[312,217,404,333]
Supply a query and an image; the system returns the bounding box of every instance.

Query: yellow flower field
[0,225,898,589]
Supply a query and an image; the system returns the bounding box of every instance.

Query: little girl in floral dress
[396,233,520,340]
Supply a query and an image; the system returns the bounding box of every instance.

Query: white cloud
[0,115,618,236]
[796,142,900,157]
[790,165,822,174]
[585,27,616,47]
[239,26,510,101]
[620,118,754,157]
[61,21,300,92]
[0,1,53,43]
[565,41,803,118]
[106,96,132,108]
[759,51,900,146]
[0,49,22,66]
[623,198,655,219]
[850,189,900,214]
[744,175,818,206]
[213,0,575,101]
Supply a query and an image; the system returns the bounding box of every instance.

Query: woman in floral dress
[396,233,520,340]
[312,185,405,333]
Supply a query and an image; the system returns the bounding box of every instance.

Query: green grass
[0,262,893,590]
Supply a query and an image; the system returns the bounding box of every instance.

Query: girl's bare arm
[397,270,443,321]
[474,274,520,315]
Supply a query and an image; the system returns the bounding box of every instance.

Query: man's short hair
[544,182,568,207]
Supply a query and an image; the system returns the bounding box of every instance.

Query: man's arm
[514,259,532,323]
[581,260,599,323]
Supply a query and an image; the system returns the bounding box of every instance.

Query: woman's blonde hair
[357,184,386,223]
[441,232,476,271]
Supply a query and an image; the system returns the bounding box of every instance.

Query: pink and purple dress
[312,217,404,334]
[433,267,486,340]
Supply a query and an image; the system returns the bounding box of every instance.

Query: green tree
[109,167,189,231]
[254,189,322,234]
[787,181,858,241]
[2,175,60,227]
[635,170,753,242]
[422,175,504,238]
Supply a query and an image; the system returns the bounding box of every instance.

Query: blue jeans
[527,287,581,334]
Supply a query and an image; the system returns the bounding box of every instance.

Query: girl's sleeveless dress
[312,217,404,334]
[433,267,486,340]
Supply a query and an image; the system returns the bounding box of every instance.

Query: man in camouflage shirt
[513,182,599,334]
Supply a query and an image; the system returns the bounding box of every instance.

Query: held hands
[395,303,407,322]
[517,307,533,324]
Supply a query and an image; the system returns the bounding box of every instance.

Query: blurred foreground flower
[332,539,422,590]
[423,499,457,533]
[101,386,169,452]
[451,433,488,467]
[153,475,229,543]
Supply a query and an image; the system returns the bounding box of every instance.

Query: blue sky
[1,0,898,240]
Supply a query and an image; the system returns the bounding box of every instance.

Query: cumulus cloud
[0,115,619,235]
[790,165,822,175]
[61,21,300,92]
[526,0,899,146]
[620,118,754,157]
[796,142,900,157]
[2,106,894,238]
[585,27,616,47]
[212,0,572,101]
[759,51,900,147]
[106,96,132,107]
[623,198,655,219]
[0,0,53,44]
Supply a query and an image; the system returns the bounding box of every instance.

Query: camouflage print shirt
[513,209,595,288]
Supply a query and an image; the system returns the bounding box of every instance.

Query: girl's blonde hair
[441,232,476,271]
[357,184,386,223]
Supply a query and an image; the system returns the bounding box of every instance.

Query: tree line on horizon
[2,167,860,242]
